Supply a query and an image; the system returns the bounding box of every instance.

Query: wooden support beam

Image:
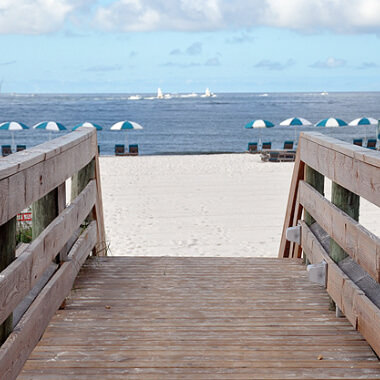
[32,188,58,240]
[304,165,324,226]
[278,143,304,258]
[0,217,16,345]
[93,153,106,256]
[330,182,360,264]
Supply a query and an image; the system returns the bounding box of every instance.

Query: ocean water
[0,92,379,155]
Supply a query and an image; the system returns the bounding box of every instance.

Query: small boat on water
[320,91,328,96]
[128,95,142,100]
[157,88,164,99]
[181,92,198,98]
[200,88,216,98]
[156,88,172,99]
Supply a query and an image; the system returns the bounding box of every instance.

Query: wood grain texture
[0,180,96,326]
[301,221,380,357]
[19,256,380,379]
[299,132,380,207]
[278,142,305,258]
[0,129,94,181]
[0,129,97,225]
[0,222,97,380]
[299,180,380,282]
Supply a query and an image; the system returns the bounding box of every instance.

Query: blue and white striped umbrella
[0,121,29,130]
[315,118,347,127]
[72,122,103,131]
[111,121,143,148]
[33,121,67,131]
[244,119,274,129]
[280,117,312,126]
[348,117,377,126]
[110,121,143,130]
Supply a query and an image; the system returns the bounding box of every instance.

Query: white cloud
[0,0,81,34]
[2,0,380,34]
[93,0,380,34]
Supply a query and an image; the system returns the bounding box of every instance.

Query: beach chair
[366,139,376,150]
[129,144,139,155]
[353,139,363,146]
[16,144,26,152]
[247,142,258,153]
[115,144,125,155]
[2,145,12,156]
[262,142,271,150]
[283,141,294,150]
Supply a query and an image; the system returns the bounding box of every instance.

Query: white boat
[259,93,269,97]
[157,88,164,99]
[321,91,328,96]
[200,88,216,98]
[180,92,198,98]
[128,95,142,100]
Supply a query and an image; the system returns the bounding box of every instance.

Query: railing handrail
[298,132,380,207]
[279,131,380,358]
[0,128,106,380]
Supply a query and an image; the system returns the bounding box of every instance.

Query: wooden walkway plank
[19,257,380,379]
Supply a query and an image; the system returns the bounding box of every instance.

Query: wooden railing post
[304,165,324,226]
[32,190,58,240]
[330,182,360,263]
[0,217,16,344]
[71,159,95,202]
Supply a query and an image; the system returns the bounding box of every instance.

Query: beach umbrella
[349,117,378,142]
[33,121,67,141]
[33,121,67,131]
[0,121,29,151]
[280,117,312,145]
[72,122,103,131]
[110,121,143,130]
[0,121,29,130]
[348,117,377,126]
[244,119,274,129]
[111,120,143,148]
[315,118,347,127]
[280,117,312,126]
[244,120,274,148]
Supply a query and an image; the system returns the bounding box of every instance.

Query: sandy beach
[100,154,379,257]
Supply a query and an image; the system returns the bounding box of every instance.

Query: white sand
[99,154,379,257]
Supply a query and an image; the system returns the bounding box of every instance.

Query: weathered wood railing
[279,132,380,357]
[0,128,106,379]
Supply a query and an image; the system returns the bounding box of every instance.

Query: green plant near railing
[16,222,32,244]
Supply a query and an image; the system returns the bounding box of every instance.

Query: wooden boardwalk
[19,257,380,379]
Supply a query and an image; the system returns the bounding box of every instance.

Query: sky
[1,0,380,93]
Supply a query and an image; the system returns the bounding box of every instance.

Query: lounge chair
[247,142,258,153]
[115,144,125,155]
[283,140,294,150]
[262,142,271,150]
[129,144,139,155]
[16,145,26,152]
[2,145,12,156]
[366,139,376,150]
[353,139,363,146]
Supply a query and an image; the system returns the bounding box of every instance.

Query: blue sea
[0,92,379,155]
